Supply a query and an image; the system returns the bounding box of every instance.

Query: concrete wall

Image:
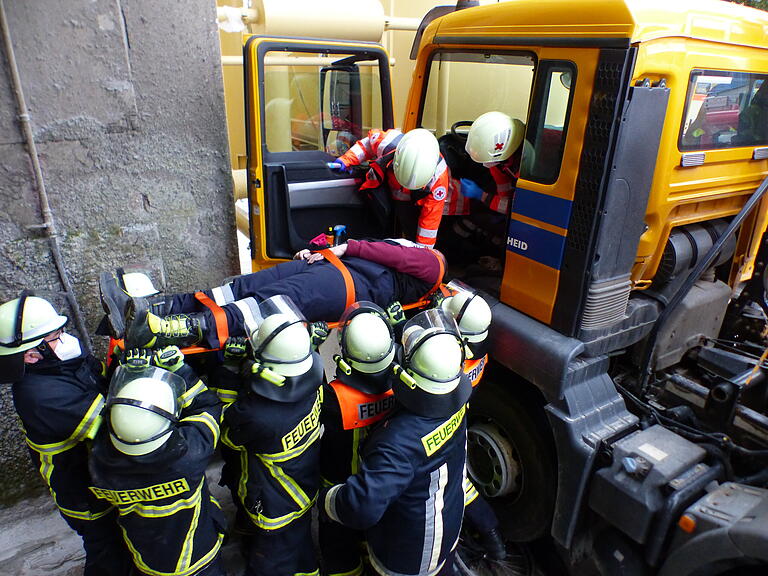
[0,0,238,505]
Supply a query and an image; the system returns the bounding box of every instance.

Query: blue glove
[460,178,484,200]
[327,159,351,173]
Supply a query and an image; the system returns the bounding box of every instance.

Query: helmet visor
[106,364,185,421]
[250,295,310,365]
[402,308,462,364]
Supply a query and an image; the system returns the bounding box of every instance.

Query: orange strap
[421,250,445,300]
[319,248,356,310]
[194,291,229,348]
[330,380,396,430]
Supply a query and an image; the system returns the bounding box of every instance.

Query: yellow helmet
[0,294,67,356]
[393,128,440,189]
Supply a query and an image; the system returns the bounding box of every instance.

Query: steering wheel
[451,120,473,141]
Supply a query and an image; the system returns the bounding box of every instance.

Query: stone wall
[0,0,238,505]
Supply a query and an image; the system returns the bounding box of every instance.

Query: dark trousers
[319,517,364,576]
[168,259,350,347]
[65,510,132,576]
[464,493,499,534]
[245,512,318,576]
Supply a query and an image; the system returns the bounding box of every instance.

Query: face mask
[54,333,82,361]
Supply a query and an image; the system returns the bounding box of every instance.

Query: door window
[262,50,384,154]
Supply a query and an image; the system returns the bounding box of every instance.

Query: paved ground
[0,461,247,576]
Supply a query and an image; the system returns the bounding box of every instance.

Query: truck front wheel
[467,377,557,542]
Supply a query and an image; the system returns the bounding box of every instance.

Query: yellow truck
[237,0,768,573]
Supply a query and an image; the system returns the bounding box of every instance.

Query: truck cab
[241,1,768,573]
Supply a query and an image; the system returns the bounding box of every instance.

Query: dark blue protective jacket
[221,370,322,532]
[12,354,113,526]
[89,383,225,576]
[323,403,467,576]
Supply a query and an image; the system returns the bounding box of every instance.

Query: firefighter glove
[224,337,249,360]
[386,301,406,328]
[123,348,152,371]
[153,345,184,372]
[309,321,330,349]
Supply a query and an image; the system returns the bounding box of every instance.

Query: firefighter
[321,308,471,576]
[319,301,399,576]
[88,348,226,576]
[440,281,507,561]
[330,128,462,247]
[118,238,444,350]
[0,293,132,576]
[220,295,324,576]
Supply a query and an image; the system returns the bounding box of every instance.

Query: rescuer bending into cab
[329,128,461,247]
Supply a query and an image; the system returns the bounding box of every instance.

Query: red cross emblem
[494,143,504,151]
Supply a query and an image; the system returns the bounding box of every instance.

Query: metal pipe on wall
[0,0,92,352]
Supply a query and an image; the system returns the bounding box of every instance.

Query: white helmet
[465,111,525,164]
[441,280,492,344]
[394,309,471,417]
[122,272,159,298]
[0,294,67,355]
[250,296,313,378]
[393,128,440,189]
[107,366,184,456]
[338,301,395,374]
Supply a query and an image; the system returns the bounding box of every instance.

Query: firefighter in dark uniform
[220,295,324,576]
[319,301,399,576]
[88,346,226,576]
[0,293,132,576]
[321,309,471,576]
[116,238,444,350]
[440,281,507,561]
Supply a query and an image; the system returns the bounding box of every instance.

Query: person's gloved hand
[460,178,484,200]
[385,301,405,329]
[224,337,249,361]
[327,159,351,173]
[153,346,184,372]
[309,321,330,349]
[429,290,446,310]
[123,348,152,371]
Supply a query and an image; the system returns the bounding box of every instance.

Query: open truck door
[243,37,394,270]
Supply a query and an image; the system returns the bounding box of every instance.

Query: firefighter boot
[125,298,206,349]
[99,271,166,339]
[480,527,507,561]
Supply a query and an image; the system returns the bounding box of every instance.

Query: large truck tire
[467,377,557,542]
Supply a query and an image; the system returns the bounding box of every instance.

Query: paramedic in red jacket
[331,128,452,247]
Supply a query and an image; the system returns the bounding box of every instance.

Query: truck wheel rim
[467,421,520,498]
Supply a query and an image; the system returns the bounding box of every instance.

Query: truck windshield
[419,51,575,184]
[262,50,384,154]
